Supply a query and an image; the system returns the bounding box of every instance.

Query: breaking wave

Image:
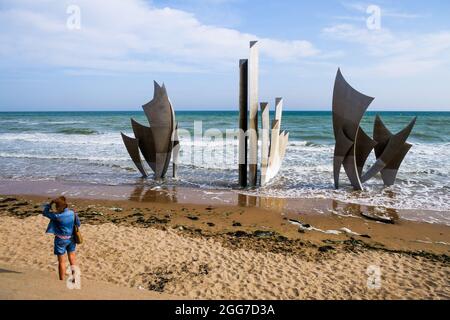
[56,128,98,135]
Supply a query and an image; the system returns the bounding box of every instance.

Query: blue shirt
[43,204,81,238]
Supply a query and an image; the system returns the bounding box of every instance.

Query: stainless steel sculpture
[333,68,375,190]
[121,81,179,179]
[120,133,148,178]
[361,115,416,185]
[260,102,270,184]
[239,59,249,188]
[239,41,289,187]
[248,41,259,186]
[261,98,289,185]
[332,69,416,189]
[172,122,180,179]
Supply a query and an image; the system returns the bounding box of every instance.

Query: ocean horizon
[1,109,449,112]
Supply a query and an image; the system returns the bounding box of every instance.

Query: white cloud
[341,1,368,13]
[323,23,450,77]
[341,1,427,19]
[0,0,320,74]
[336,1,428,24]
[333,15,366,22]
[383,11,426,19]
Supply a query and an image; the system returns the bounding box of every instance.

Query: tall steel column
[238,59,249,188]
[248,41,259,186]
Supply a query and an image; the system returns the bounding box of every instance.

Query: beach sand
[0,263,180,300]
[0,194,449,300]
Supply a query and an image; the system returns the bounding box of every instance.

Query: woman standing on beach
[42,196,80,281]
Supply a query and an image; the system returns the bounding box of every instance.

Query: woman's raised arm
[42,203,59,220]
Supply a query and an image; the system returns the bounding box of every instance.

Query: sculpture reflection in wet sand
[121,81,179,179]
[332,69,416,190]
[239,41,289,187]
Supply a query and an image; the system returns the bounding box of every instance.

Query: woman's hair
[53,196,68,214]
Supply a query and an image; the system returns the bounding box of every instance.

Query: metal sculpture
[260,102,270,184]
[332,69,416,190]
[248,41,259,186]
[239,41,289,187]
[261,98,289,185]
[361,115,416,185]
[172,123,180,179]
[120,133,148,178]
[332,68,375,190]
[121,81,179,179]
[239,59,249,188]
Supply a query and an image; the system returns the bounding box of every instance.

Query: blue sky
[0,0,449,111]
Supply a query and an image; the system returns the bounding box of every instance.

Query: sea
[0,111,449,215]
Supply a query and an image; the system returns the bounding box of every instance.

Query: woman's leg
[67,251,79,285]
[68,251,76,268]
[57,255,65,280]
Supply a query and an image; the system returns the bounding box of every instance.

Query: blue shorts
[54,237,76,256]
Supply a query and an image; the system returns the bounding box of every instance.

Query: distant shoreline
[1,110,450,113]
[0,179,449,227]
[0,180,450,226]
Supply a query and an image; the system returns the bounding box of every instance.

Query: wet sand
[0,179,447,226]
[0,190,449,299]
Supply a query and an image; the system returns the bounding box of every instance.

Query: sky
[0,0,449,111]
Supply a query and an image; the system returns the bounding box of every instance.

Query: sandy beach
[0,191,449,300]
